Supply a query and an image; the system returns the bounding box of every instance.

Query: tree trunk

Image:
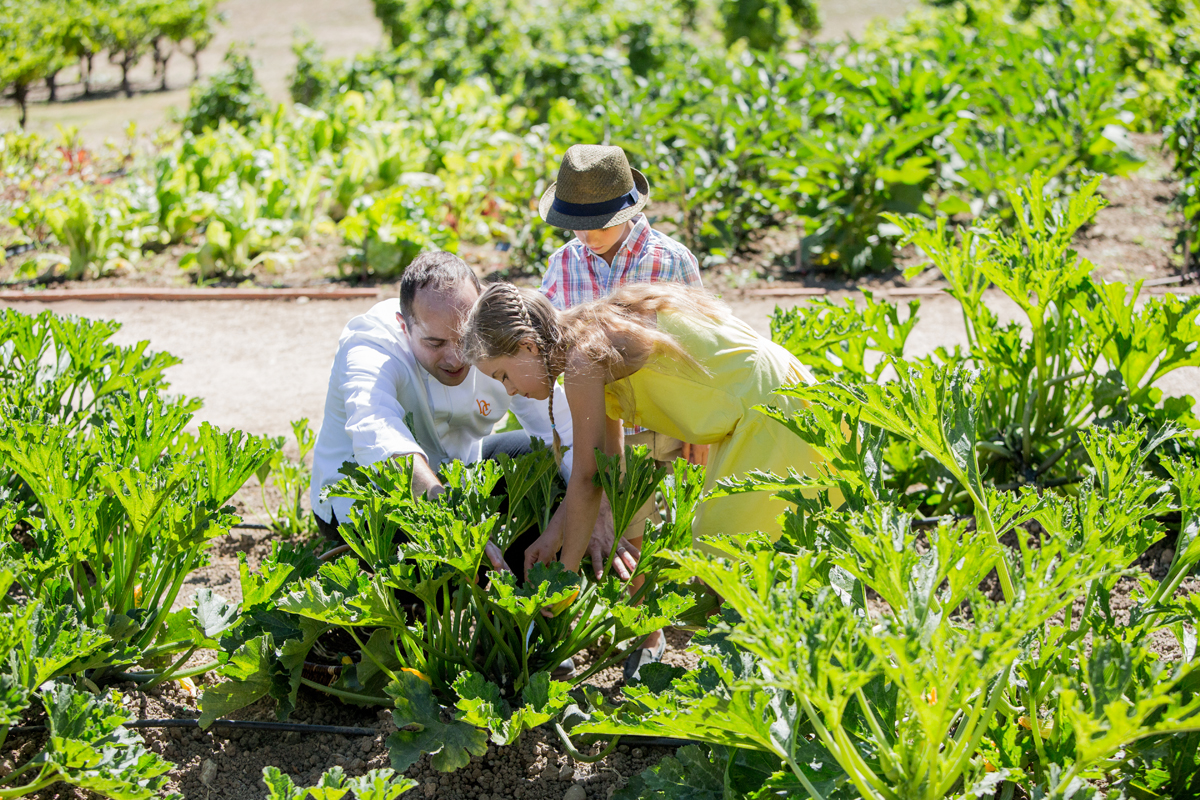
[15,82,28,128]
[45,71,58,102]
[83,52,94,96]
[152,36,172,91]
[121,52,134,97]
[191,51,202,84]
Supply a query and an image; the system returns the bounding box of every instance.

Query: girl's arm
[523,358,616,574]
[558,363,621,571]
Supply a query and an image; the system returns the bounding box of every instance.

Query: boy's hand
[682,442,709,467]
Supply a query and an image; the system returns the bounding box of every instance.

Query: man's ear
[396,312,408,335]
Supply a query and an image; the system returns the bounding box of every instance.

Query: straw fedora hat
[539,144,651,230]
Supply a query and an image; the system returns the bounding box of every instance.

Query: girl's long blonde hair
[463,281,728,461]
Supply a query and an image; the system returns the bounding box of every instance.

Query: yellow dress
[603,309,832,545]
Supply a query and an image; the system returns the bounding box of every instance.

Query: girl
[462,281,834,576]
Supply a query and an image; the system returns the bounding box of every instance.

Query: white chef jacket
[311,299,573,524]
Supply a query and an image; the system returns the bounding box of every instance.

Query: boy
[538,143,706,679]
[539,144,706,465]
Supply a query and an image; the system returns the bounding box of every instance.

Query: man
[311,252,620,578]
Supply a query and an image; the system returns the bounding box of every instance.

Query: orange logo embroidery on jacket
[476,399,491,417]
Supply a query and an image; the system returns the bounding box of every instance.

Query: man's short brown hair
[399,252,482,321]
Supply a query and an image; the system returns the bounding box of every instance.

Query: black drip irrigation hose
[9,718,694,753]
[232,523,272,530]
[3,242,37,259]
[7,718,377,738]
[620,735,694,748]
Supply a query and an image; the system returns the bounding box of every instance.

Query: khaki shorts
[624,431,684,464]
[620,431,682,540]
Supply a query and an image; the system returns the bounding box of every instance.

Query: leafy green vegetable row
[1165,62,1200,273]
[6,0,1196,283]
[587,174,1200,799]
[0,308,273,798]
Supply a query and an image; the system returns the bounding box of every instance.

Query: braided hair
[464,284,568,462]
[463,281,723,464]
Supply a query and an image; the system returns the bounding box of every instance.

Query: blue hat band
[551,187,639,218]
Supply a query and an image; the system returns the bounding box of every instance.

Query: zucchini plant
[772,172,1200,511]
[0,308,273,686]
[581,367,1200,798]
[199,444,706,773]
[585,177,1200,799]
[0,567,180,800]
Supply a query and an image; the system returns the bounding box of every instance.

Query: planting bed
[10,516,699,800]
[8,516,1197,800]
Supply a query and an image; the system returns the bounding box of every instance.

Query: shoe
[551,657,576,680]
[622,635,666,684]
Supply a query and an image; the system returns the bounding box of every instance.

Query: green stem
[780,748,830,800]
[964,487,1015,603]
[0,755,41,787]
[1034,443,1071,477]
[299,677,392,706]
[141,644,197,690]
[830,718,895,800]
[1021,386,1038,467]
[115,658,221,682]
[1064,582,1097,646]
[553,721,621,763]
[1023,687,1049,777]
[798,695,889,800]
[0,776,57,799]
[347,628,398,683]
[469,584,519,672]
[855,688,902,782]
[113,533,147,615]
[141,550,201,651]
[941,662,1013,796]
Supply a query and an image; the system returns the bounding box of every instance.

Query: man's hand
[484,541,511,573]
[681,442,710,467]
[397,452,445,499]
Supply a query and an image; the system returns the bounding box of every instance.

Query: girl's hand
[524,527,565,576]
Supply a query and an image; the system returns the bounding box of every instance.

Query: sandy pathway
[5,292,1196,442]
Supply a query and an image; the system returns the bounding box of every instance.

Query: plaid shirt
[540,214,702,311]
